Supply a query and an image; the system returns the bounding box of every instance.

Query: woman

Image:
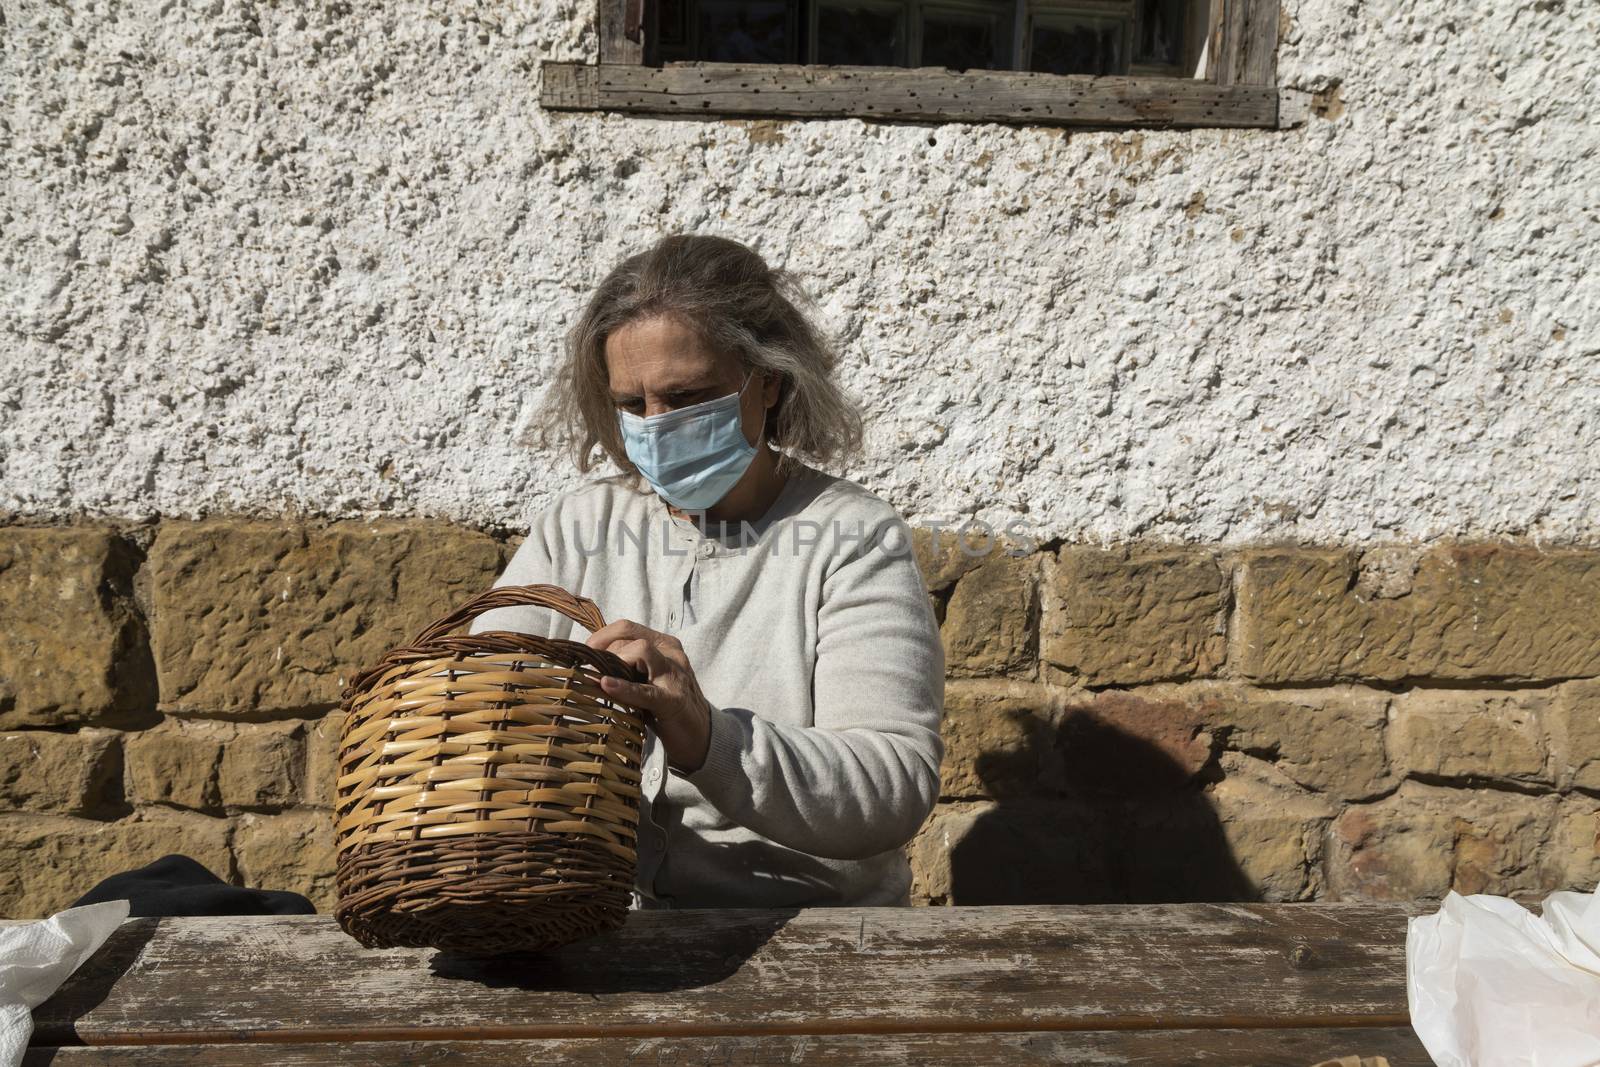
[469,233,944,909]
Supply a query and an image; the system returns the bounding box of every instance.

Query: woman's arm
[681,521,940,863]
[674,518,945,861]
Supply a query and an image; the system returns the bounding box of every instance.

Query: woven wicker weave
[332,584,647,955]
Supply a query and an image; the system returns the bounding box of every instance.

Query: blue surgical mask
[617,371,764,510]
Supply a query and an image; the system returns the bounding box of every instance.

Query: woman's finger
[656,640,690,669]
[602,637,651,674]
[586,618,656,651]
[637,642,674,680]
[607,638,678,682]
[599,674,669,712]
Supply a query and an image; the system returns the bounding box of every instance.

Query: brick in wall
[0,728,122,816]
[938,680,1066,798]
[1206,751,1334,902]
[1234,545,1600,683]
[234,809,337,912]
[1387,690,1551,787]
[124,717,307,812]
[941,554,1039,678]
[1191,682,1393,803]
[1326,782,1582,901]
[1042,546,1227,685]
[0,527,154,728]
[1552,678,1600,791]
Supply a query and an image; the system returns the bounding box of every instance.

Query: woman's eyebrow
[611,381,715,401]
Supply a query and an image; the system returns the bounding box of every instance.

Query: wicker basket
[332,584,648,956]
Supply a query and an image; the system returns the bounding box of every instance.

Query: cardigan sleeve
[677,514,945,861]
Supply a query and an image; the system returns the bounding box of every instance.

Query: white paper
[1407,885,1600,1067]
[0,900,130,1066]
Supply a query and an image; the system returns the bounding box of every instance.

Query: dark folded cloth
[71,854,316,917]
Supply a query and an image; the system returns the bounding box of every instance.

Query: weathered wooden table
[25,903,1433,1065]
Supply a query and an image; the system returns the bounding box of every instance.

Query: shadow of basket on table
[430,904,800,994]
[942,693,1258,905]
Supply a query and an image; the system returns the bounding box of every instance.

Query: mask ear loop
[742,369,770,450]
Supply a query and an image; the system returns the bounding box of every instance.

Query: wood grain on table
[29,903,1434,1065]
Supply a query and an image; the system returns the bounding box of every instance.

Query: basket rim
[340,629,644,707]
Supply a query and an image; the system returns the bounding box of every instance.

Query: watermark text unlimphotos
[566,515,1039,559]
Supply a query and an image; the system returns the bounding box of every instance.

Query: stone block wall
[2,521,1597,917]
[916,536,1600,906]
[0,521,504,916]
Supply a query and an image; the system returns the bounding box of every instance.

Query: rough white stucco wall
[2,0,1595,543]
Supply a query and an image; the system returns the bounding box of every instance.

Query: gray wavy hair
[531,233,865,477]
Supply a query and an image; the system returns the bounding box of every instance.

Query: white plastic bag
[0,900,129,1067]
[1407,885,1600,1067]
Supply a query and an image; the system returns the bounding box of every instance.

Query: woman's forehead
[604,315,740,389]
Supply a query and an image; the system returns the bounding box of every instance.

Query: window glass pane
[816,2,907,65]
[1029,14,1125,75]
[659,0,689,47]
[698,0,795,63]
[920,5,1006,71]
[1134,0,1185,66]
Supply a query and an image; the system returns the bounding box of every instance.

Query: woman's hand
[586,620,713,774]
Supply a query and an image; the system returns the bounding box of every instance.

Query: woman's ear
[760,370,782,408]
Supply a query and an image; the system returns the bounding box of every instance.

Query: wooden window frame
[542,0,1305,131]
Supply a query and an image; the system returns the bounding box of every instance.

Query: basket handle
[409,584,609,647]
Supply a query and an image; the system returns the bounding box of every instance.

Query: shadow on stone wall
[948,709,1254,904]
